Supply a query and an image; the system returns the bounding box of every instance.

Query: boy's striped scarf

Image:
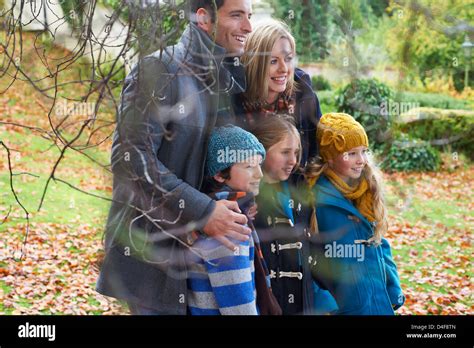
[213,192,281,315]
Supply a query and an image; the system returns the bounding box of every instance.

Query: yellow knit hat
[317,113,369,161]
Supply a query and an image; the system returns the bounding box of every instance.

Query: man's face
[213,0,253,56]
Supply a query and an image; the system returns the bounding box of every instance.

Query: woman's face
[328,146,369,184]
[263,133,300,184]
[266,37,295,104]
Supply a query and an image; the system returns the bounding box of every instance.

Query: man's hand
[203,200,252,251]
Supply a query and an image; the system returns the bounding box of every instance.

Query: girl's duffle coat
[254,180,315,315]
[311,175,405,315]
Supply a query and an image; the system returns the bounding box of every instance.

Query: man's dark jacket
[96,23,245,314]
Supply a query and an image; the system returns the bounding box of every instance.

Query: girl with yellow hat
[305,113,405,315]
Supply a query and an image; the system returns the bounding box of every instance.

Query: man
[96,0,253,315]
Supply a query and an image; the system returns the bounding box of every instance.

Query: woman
[233,19,322,169]
[233,19,337,315]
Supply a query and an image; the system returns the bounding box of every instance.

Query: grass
[0,281,14,314]
[386,195,471,230]
[1,55,118,313]
[383,168,473,314]
[1,121,112,231]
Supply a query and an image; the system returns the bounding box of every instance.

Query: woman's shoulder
[294,68,319,102]
[294,68,312,89]
[231,93,246,112]
[294,67,310,81]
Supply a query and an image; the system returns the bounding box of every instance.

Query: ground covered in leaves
[384,168,473,315]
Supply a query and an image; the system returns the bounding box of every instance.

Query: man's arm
[113,56,250,246]
[113,56,213,224]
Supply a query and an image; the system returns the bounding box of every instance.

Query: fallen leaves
[384,167,474,207]
[1,222,127,315]
[384,167,473,315]
[0,33,121,315]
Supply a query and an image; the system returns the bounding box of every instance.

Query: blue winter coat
[310,175,405,315]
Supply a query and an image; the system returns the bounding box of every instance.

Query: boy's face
[328,146,368,183]
[214,155,263,195]
[198,0,253,56]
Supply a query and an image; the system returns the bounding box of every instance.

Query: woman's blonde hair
[240,19,297,103]
[305,154,388,245]
[250,114,302,174]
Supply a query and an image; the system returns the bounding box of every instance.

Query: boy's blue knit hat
[206,125,266,177]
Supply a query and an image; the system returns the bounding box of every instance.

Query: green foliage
[94,59,126,85]
[323,0,401,81]
[270,0,390,63]
[397,108,474,160]
[367,0,390,17]
[59,0,89,31]
[332,0,375,29]
[379,134,441,172]
[84,1,187,55]
[270,0,330,61]
[396,92,473,110]
[311,75,332,91]
[97,0,130,22]
[386,0,474,91]
[452,67,473,92]
[131,1,187,56]
[353,15,396,70]
[317,90,337,114]
[336,78,393,147]
[318,90,336,104]
[98,0,121,9]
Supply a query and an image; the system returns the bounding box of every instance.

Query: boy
[186,125,280,315]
